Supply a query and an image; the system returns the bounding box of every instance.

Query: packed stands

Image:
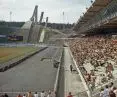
[69,36,117,91]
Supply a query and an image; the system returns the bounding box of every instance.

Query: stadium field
[0,47,39,64]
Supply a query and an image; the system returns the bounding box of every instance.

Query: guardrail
[53,48,64,97]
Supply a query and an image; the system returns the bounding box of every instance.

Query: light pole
[63,11,65,30]
[10,11,12,22]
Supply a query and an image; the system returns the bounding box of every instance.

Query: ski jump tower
[30,5,38,24]
[17,5,47,43]
[39,17,48,42]
[27,5,45,43]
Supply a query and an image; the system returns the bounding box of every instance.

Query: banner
[8,35,23,41]
[0,35,6,38]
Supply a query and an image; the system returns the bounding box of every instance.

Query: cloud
[0,0,92,23]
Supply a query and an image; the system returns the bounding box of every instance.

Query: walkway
[64,47,88,97]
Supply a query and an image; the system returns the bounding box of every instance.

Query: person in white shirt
[109,82,114,91]
[40,91,45,97]
[113,87,117,97]
[47,91,52,97]
[34,92,38,97]
[47,92,51,97]
[23,94,26,97]
[100,88,104,97]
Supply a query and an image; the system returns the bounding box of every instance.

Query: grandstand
[74,0,117,35]
[67,0,117,96]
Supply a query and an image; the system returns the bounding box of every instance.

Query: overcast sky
[0,0,94,23]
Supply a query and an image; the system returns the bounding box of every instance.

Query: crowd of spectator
[69,36,117,91]
[0,90,55,97]
[99,82,117,97]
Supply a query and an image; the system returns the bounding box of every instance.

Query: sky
[0,0,94,24]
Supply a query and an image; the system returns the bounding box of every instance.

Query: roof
[75,0,112,30]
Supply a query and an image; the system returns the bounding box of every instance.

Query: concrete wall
[29,25,41,43]
[17,21,32,43]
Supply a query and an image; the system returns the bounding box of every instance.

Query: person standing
[109,82,114,91]
[109,90,116,97]
[67,92,73,97]
[70,65,73,72]
[40,91,45,97]
[34,92,38,97]
[17,94,22,97]
[23,94,26,97]
[27,92,33,97]
[47,91,51,97]
[100,88,104,97]
[113,87,117,97]
[103,85,109,97]
[4,93,9,97]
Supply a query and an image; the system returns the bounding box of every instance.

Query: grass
[0,47,39,64]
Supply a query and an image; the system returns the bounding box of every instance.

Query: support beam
[45,17,48,28]
[35,5,38,24]
[30,5,38,24]
[39,12,44,24]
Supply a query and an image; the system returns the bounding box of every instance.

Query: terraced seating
[69,36,117,96]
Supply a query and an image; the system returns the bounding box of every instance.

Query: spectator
[17,94,22,97]
[100,88,104,97]
[47,91,51,97]
[69,36,117,89]
[109,82,114,91]
[4,94,8,97]
[23,94,26,97]
[34,92,38,97]
[0,95,2,97]
[70,65,73,72]
[103,85,109,97]
[109,90,116,97]
[67,92,73,97]
[113,87,117,97]
[27,92,33,97]
[40,91,45,97]
[0,95,4,97]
